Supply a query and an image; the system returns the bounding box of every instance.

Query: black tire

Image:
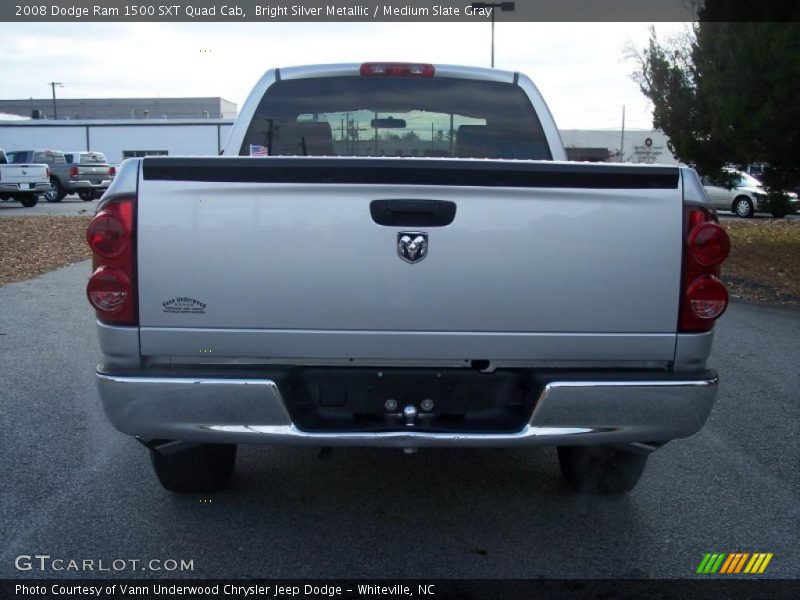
[0,193,10,201]
[732,196,754,218]
[45,178,66,203]
[17,194,38,208]
[78,190,95,201]
[557,446,648,494]
[150,443,236,493]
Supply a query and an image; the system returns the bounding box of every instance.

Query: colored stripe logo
[696,553,773,574]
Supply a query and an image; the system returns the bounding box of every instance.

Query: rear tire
[78,190,94,201]
[150,443,237,493]
[732,196,754,218]
[45,179,66,203]
[557,446,648,494]
[17,194,38,208]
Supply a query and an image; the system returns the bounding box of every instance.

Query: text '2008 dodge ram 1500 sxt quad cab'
[88,63,730,494]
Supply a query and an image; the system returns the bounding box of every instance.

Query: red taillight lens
[109,166,116,177]
[360,62,435,77]
[685,275,729,320]
[87,266,131,313]
[86,211,127,258]
[679,207,730,332]
[689,222,730,266]
[86,197,136,325]
[69,166,79,178]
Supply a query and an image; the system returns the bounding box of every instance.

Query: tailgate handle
[370,199,456,227]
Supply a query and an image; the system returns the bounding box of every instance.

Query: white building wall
[0,120,233,162]
[0,125,86,153]
[559,129,679,165]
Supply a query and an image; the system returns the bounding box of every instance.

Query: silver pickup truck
[0,148,50,207]
[7,149,115,202]
[88,63,730,495]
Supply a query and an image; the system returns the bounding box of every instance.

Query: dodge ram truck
[0,148,50,207]
[88,63,730,494]
[7,149,115,202]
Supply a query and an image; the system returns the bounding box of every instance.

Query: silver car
[703,169,799,217]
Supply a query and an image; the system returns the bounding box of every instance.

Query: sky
[0,21,688,129]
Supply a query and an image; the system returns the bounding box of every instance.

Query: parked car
[5,149,115,202]
[88,62,730,495]
[702,169,799,218]
[0,148,50,207]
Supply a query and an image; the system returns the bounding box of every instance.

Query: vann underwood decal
[162,296,207,315]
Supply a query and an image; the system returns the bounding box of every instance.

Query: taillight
[685,276,728,320]
[688,222,730,266]
[87,266,131,313]
[679,207,731,332]
[360,62,435,77]
[109,166,116,177]
[69,166,79,178]
[86,210,128,258]
[86,197,137,325]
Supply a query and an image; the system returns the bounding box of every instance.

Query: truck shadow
[148,445,648,578]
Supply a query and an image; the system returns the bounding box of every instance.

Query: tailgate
[136,158,684,363]
[1,165,48,184]
[78,165,111,179]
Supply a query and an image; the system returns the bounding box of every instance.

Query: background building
[0,119,232,161]
[561,129,676,164]
[0,97,237,121]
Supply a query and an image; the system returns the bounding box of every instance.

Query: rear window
[33,151,65,164]
[735,173,761,188]
[80,152,107,164]
[240,76,551,160]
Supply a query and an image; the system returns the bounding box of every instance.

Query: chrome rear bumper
[0,182,51,194]
[96,369,718,448]
[67,180,112,191]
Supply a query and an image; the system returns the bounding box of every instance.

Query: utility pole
[471,2,515,68]
[491,9,495,67]
[48,82,62,119]
[619,105,626,162]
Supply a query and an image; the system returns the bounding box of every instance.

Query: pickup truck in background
[88,63,731,495]
[63,151,117,201]
[0,148,50,207]
[6,149,115,202]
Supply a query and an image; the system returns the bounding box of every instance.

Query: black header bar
[3,579,798,600]
[3,0,701,23]
[141,156,680,189]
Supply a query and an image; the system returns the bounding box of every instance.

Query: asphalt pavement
[0,196,98,217]
[0,262,798,579]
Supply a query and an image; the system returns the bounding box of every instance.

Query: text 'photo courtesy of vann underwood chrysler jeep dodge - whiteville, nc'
[86,62,731,495]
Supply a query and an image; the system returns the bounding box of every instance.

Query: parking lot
[0,260,797,579]
[0,196,99,217]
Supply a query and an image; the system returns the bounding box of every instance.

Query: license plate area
[282,368,535,433]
